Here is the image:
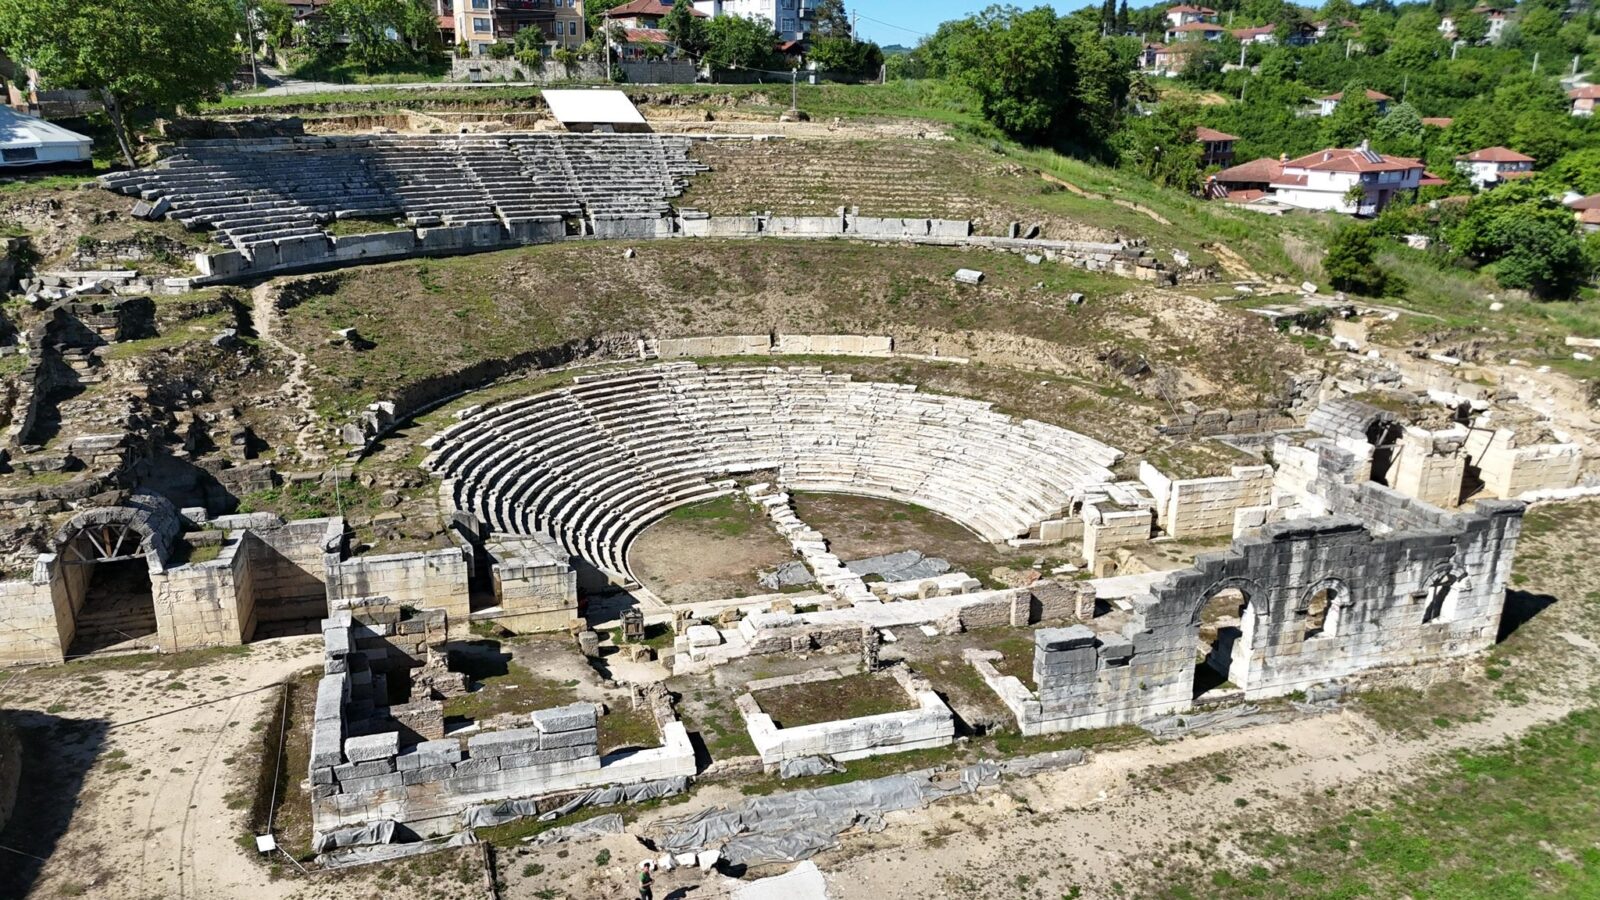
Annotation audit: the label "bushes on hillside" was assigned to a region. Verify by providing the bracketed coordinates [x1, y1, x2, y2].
[1324, 225, 1405, 297]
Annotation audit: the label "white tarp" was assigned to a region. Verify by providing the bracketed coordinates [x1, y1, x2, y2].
[526, 813, 625, 847]
[0, 106, 92, 166]
[460, 775, 690, 828]
[543, 89, 647, 127]
[731, 860, 832, 900]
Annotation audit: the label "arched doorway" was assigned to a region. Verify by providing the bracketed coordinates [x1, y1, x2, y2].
[57, 520, 160, 656]
[1193, 584, 1260, 698]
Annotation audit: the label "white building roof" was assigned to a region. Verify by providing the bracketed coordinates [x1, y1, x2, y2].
[0, 105, 92, 156]
[541, 89, 647, 127]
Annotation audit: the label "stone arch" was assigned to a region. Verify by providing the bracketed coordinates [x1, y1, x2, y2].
[1187, 577, 1266, 627]
[1298, 576, 1353, 639]
[50, 494, 179, 577]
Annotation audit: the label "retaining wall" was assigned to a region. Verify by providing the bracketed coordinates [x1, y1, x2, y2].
[739, 668, 955, 766]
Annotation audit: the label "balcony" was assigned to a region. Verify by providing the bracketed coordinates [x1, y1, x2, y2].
[495, 0, 557, 18]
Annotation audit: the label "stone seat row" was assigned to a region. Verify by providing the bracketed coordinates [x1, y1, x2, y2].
[426, 365, 1122, 578]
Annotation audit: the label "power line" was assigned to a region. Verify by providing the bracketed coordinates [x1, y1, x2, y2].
[854, 12, 928, 39]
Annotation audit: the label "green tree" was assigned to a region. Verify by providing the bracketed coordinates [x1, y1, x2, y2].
[703, 13, 778, 71]
[1372, 100, 1424, 157]
[943, 5, 1075, 143]
[663, 0, 708, 59]
[809, 36, 883, 79]
[1324, 224, 1401, 296]
[256, 0, 296, 50]
[320, 0, 435, 73]
[0, 0, 239, 165]
[1451, 184, 1587, 298]
[1541, 148, 1600, 195]
[1321, 82, 1380, 148]
[1121, 99, 1204, 193]
[1453, 11, 1489, 43]
[809, 0, 851, 39]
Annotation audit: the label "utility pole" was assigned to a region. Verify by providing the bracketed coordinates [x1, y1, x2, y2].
[790, 66, 798, 113]
[1531, 50, 1539, 74]
[606, 25, 612, 82]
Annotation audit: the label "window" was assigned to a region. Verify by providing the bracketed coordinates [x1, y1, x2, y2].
[471, 0, 487, 7]
[1, 147, 38, 162]
[1304, 588, 1333, 638]
[474, 16, 490, 30]
[568, 20, 576, 34]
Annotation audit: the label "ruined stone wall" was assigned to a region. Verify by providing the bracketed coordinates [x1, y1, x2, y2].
[149, 538, 254, 650]
[488, 539, 578, 633]
[739, 667, 955, 766]
[0, 575, 63, 666]
[325, 548, 472, 623]
[1391, 436, 1465, 509]
[1006, 498, 1522, 733]
[312, 608, 695, 834]
[1472, 432, 1583, 500]
[1140, 462, 1273, 538]
[248, 518, 341, 624]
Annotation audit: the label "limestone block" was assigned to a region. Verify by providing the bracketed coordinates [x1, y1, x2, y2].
[1035, 625, 1096, 651]
[532, 702, 597, 734]
[685, 625, 721, 649]
[343, 731, 399, 763]
[333, 758, 395, 781]
[467, 728, 540, 757]
[538, 727, 597, 750]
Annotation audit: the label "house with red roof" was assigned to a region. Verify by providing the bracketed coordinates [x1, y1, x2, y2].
[1165, 5, 1217, 29]
[1212, 143, 1422, 215]
[1315, 89, 1391, 117]
[1196, 127, 1237, 168]
[1231, 24, 1276, 44]
[603, 0, 705, 59]
[1455, 146, 1535, 189]
[1570, 85, 1600, 117]
[1141, 42, 1200, 77]
[1567, 194, 1600, 232]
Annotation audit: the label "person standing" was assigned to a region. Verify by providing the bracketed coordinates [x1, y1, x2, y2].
[638, 860, 654, 900]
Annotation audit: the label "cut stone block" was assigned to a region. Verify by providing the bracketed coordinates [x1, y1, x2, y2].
[343, 731, 399, 763]
[531, 702, 597, 734]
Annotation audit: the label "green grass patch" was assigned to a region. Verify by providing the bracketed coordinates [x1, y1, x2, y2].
[441, 652, 580, 724]
[1150, 705, 1600, 898]
[751, 671, 916, 729]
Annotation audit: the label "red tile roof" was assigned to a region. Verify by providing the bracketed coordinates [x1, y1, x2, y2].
[1458, 146, 1535, 163]
[1421, 117, 1453, 128]
[1569, 194, 1600, 211]
[1580, 208, 1600, 226]
[1196, 126, 1237, 142]
[1319, 89, 1392, 102]
[1213, 157, 1284, 183]
[1569, 86, 1600, 100]
[1232, 25, 1276, 38]
[1419, 172, 1447, 187]
[1283, 147, 1421, 173]
[604, 0, 704, 18]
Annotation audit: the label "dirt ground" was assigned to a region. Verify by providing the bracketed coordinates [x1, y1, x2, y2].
[628, 496, 795, 604]
[790, 492, 1053, 587]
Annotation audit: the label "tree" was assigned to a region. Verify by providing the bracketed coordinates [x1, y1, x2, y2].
[1453, 11, 1489, 43]
[256, 0, 296, 51]
[1321, 82, 1380, 148]
[942, 6, 1075, 143]
[323, 0, 436, 72]
[1116, 0, 1130, 32]
[809, 0, 851, 39]
[1372, 100, 1423, 157]
[1451, 184, 1587, 298]
[1324, 224, 1401, 296]
[703, 13, 778, 71]
[1541, 148, 1600, 195]
[0, 0, 239, 166]
[809, 36, 883, 79]
[1122, 99, 1204, 192]
[663, 0, 709, 59]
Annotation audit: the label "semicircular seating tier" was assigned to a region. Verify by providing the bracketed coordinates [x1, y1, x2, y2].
[98, 133, 708, 253]
[421, 363, 1123, 581]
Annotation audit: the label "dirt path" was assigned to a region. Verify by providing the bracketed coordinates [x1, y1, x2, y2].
[9, 637, 322, 900]
[252, 281, 328, 466]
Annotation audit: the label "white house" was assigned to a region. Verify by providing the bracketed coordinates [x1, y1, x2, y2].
[1164, 5, 1216, 29]
[694, 0, 809, 42]
[1570, 85, 1600, 117]
[1455, 146, 1535, 189]
[0, 106, 92, 169]
[1232, 24, 1276, 44]
[1165, 21, 1224, 42]
[1268, 144, 1424, 215]
[1314, 89, 1391, 117]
